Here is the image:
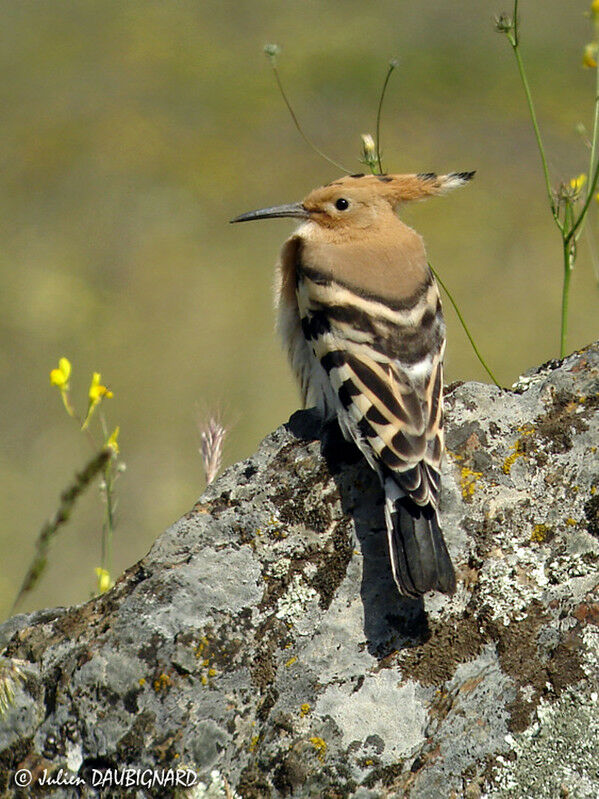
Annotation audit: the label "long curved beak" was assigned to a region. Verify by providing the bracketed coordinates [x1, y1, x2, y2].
[230, 202, 310, 223]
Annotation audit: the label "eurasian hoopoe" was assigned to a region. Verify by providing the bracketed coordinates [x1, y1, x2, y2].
[232, 171, 474, 597]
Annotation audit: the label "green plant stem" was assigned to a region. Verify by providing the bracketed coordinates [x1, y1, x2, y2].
[560, 243, 573, 359]
[584, 26, 599, 235]
[102, 465, 115, 579]
[504, 0, 599, 358]
[375, 61, 397, 175]
[587, 57, 599, 204]
[428, 262, 501, 387]
[568, 154, 599, 244]
[508, 13, 560, 226]
[11, 448, 112, 613]
[98, 412, 116, 587]
[267, 60, 351, 175]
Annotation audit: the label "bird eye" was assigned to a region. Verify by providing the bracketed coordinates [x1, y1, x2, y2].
[335, 198, 349, 211]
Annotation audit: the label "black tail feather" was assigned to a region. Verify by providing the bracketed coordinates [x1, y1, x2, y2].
[385, 489, 456, 598]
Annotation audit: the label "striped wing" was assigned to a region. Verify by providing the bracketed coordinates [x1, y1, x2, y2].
[297, 272, 445, 508]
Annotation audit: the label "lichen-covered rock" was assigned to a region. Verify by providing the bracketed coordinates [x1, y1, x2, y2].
[1, 343, 598, 799]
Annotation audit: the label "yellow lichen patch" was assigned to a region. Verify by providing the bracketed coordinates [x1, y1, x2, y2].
[300, 703, 311, 717]
[592, 485, 597, 495]
[195, 635, 210, 659]
[249, 735, 260, 752]
[502, 451, 520, 475]
[566, 517, 578, 527]
[153, 673, 171, 692]
[517, 424, 535, 435]
[138, 677, 146, 687]
[460, 467, 483, 500]
[531, 523, 550, 543]
[285, 656, 297, 668]
[502, 427, 534, 475]
[201, 674, 208, 686]
[310, 736, 327, 762]
[208, 668, 217, 677]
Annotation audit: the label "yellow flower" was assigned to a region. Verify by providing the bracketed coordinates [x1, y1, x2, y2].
[570, 173, 587, 193]
[88, 372, 113, 403]
[106, 426, 120, 454]
[82, 372, 113, 429]
[94, 567, 113, 593]
[583, 43, 598, 69]
[49, 357, 71, 389]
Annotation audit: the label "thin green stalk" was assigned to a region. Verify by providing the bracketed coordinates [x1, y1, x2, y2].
[98, 412, 116, 586]
[375, 60, 398, 175]
[568, 153, 599, 244]
[501, 0, 599, 357]
[584, 224, 599, 285]
[428, 262, 501, 387]
[586, 55, 599, 203]
[560, 243, 573, 358]
[102, 465, 115, 583]
[265, 50, 351, 174]
[585, 16, 599, 225]
[507, 6, 560, 226]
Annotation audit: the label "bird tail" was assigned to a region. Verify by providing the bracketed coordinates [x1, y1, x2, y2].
[384, 478, 456, 598]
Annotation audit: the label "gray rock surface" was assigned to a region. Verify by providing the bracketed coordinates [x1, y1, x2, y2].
[1, 342, 598, 799]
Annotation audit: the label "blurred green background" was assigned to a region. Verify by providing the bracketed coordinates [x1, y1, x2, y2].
[1, 0, 597, 617]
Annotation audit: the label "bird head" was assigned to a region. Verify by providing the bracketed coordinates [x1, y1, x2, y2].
[230, 171, 474, 231]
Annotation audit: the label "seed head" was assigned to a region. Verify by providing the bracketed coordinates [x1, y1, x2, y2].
[200, 417, 227, 485]
[494, 13, 514, 35]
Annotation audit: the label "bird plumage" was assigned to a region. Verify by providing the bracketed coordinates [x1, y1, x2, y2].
[232, 171, 474, 597]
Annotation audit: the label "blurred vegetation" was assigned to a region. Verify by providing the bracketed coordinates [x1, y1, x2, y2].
[1, 0, 597, 616]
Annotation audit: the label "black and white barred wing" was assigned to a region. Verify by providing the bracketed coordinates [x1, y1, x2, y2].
[298, 286, 454, 596]
[296, 272, 443, 505]
[322, 338, 453, 596]
[316, 335, 443, 507]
